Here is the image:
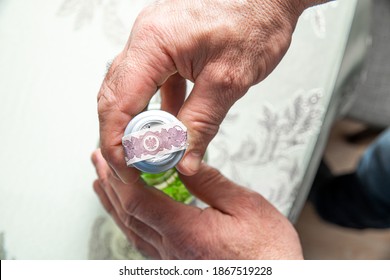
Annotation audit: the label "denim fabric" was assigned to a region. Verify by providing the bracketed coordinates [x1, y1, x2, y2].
[310, 128, 390, 229]
[357, 128, 390, 210]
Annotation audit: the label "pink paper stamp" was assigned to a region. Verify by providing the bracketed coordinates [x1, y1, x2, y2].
[122, 122, 187, 165]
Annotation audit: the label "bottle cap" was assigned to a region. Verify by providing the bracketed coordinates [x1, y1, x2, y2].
[122, 110, 187, 173]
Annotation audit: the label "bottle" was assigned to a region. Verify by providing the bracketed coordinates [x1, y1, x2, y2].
[122, 109, 194, 204]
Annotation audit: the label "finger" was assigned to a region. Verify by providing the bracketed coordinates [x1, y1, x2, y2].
[93, 148, 193, 250]
[93, 180, 161, 259]
[98, 40, 177, 184]
[111, 172, 198, 234]
[176, 72, 248, 176]
[179, 162, 258, 215]
[93, 179, 115, 217]
[92, 149, 164, 248]
[91, 149, 111, 182]
[104, 176, 164, 251]
[159, 73, 187, 116]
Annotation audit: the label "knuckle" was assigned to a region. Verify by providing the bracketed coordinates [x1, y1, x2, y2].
[213, 64, 252, 95]
[182, 108, 222, 142]
[98, 175, 110, 189]
[132, 11, 167, 48]
[123, 214, 135, 229]
[242, 191, 264, 210]
[190, 166, 226, 193]
[121, 187, 143, 217]
[189, 118, 220, 140]
[102, 63, 133, 110]
[97, 83, 117, 115]
[230, 189, 265, 216]
[136, 21, 162, 41]
[122, 211, 145, 232]
[119, 211, 129, 225]
[201, 167, 224, 186]
[213, 69, 240, 93]
[123, 198, 138, 217]
[205, 65, 252, 113]
[99, 146, 116, 166]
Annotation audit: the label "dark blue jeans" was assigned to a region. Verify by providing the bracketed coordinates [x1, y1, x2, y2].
[311, 128, 390, 229]
[356, 128, 390, 222]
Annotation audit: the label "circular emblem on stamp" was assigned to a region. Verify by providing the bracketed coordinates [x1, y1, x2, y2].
[142, 134, 160, 152]
[122, 110, 187, 172]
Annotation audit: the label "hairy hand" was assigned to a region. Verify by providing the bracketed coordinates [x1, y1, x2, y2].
[97, 0, 312, 182]
[91, 149, 303, 259]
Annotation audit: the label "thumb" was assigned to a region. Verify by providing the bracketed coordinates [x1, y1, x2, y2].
[176, 72, 247, 175]
[98, 48, 176, 183]
[179, 162, 255, 215]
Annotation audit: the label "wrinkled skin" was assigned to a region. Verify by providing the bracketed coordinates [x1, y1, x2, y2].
[92, 149, 303, 259]
[95, 0, 330, 259]
[97, 0, 328, 182]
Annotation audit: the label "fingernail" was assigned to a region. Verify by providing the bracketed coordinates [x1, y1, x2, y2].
[181, 151, 202, 174]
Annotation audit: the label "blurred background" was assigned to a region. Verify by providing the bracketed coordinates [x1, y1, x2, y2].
[297, 0, 390, 259]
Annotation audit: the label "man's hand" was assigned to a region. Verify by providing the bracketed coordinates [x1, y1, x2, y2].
[97, 0, 319, 182]
[91, 149, 303, 259]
